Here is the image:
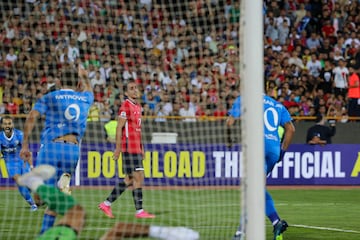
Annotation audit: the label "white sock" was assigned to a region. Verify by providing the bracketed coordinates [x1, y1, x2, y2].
[149, 226, 199, 240]
[272, 219, 280, 226]
[149, 226, 169, 239]
[136, 209, 143, 214]
[104, 200, 111, 206]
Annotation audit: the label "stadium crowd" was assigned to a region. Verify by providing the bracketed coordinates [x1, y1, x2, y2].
[1, 0, 360, 122]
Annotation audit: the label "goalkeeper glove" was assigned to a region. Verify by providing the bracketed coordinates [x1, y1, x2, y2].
[149, 226, 199, 240]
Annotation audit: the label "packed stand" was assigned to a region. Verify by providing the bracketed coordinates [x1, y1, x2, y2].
[0, 0, 359, 122]
[264, 0, 360, 122]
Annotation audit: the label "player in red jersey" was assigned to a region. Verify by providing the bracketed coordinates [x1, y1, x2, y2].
[98, 80, 155, 219]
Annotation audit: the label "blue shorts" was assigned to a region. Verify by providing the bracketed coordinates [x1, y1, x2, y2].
[265, 144, 280, 175]
[36, 142, 80, 186]
[5, 159, 31, 178]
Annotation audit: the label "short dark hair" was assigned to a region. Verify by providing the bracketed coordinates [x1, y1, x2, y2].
[123, 80, 136, 93]
[1, 116, 13, 124]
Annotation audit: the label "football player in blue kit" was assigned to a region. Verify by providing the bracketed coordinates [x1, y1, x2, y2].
[228, 93, 295, 240]
[20, 65, 94, 234]
[0, 116, 37, 211]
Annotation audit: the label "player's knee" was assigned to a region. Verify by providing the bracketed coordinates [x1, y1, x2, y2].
[133, 170, 144, 179]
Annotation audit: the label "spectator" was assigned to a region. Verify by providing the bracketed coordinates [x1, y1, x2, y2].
[122, 64, 137, 81]
[306, 53, 322, 79]
[99, 61, 112, 83]
[142, 103, 154, 116]
[278, 20, 290, 46]
[91, 71, 106, 88]
[306, 114, 336, 145]
[276, 9, 291, 27]
[175, 40, 189, 64]
[19, 96, 32, 115]
[347, 64, 360, 117]
[278, 82, 291, 100]
[4, 92, 19, 115]
[288, 51, 304, 69]
[265, 18, 279, 43]
[344, 32, 360, 49]
[332, 58, 349, 98]
[179, 102, 196, 122]
[5, 47, 18, 66]
[306, 32, 321, 50]
[318, 59, 334, 95]
[294, 3, 307, 26]
[0, 102, 5, 115]
[87, 103, 100, 122]
[159, 92, 173, 116]
[154, 103, 168, 122]
[142, 91, 160, 112]
[318, 38, 333, 58]
[67, 38, 80, 64]
[213, 102, 227, 119]
[99, 98, 113, 123]
[104, 116, 117, 143]
[321, 20, 336, 40]
[2, 0, 360, 123]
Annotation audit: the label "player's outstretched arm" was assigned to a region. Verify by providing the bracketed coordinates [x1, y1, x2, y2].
[99, 222, 150, 240]
[20, 109, 40, 161]
[100, 222, 199, 240]
[27, 153, 34, 169]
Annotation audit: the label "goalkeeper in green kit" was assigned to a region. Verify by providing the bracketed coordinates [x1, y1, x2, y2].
[18, 165, 199, 240]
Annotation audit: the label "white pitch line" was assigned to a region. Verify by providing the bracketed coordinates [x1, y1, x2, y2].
[292, 224, 360, 234]
[82, 225, 360, 235]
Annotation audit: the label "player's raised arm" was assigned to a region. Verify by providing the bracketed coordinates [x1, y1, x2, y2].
[78, 64, 92, 92]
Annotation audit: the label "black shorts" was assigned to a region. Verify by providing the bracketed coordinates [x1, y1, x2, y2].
[122, 153, 144, 175]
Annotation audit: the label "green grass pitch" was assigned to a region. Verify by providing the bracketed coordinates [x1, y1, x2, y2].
[1, 187, 360, 239]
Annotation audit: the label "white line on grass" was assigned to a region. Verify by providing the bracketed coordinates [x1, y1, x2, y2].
[85, 226, 235, 231]
[277, 203, 353, 207]
[292, 224, 360, 234]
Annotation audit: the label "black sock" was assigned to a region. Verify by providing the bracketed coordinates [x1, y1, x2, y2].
[132, 188, 143, 210]
[106, 182, 128, 203]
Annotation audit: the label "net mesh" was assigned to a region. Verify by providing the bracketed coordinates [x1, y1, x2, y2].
[0, 0, 242, 239]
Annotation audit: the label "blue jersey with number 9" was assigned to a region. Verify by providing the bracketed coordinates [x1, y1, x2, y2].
[33, 89, 94, 144]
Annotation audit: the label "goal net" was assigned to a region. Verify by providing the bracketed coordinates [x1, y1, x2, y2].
[0, 1, 245, 239]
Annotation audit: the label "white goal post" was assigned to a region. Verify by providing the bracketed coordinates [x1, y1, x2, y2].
[241, 0, 265, 239]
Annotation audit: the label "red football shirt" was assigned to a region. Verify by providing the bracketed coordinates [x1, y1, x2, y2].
[118, 99, 142, 153]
